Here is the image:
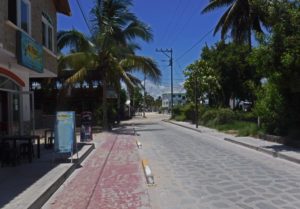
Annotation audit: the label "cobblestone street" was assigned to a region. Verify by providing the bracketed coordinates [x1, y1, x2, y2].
[135, 114, 300, 209]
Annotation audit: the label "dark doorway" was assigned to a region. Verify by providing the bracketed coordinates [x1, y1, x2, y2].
[0, 91, 8, 135]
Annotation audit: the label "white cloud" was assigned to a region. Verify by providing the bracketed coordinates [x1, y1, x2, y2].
[145, 81, 186, 99]
[120, 81, 186, 99]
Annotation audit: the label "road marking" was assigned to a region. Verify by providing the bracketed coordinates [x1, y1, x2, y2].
[136, 139, 142, 149]
[142, 159, 154, 184]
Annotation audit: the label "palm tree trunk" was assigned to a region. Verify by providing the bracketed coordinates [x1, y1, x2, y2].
[102, 72, 108, 131]
[248, 8, 252, 51]
[117, 82, 121, 124]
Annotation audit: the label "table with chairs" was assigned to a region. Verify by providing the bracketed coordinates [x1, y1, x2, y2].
[0, 135, 40, 167]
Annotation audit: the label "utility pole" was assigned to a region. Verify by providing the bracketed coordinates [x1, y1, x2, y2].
[195, 77, 198, 128]
[156, 48, 173, 118]
[143, 73, 146, 118]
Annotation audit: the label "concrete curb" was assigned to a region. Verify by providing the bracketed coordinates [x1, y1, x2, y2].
[142, 159, 154, 185]
[28, 143, 95, 209]
[163, 120, 202, 133]
[224, 138, 300, 165]
[136, 139, 142, 149]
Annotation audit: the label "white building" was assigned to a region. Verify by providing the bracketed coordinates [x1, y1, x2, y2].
[162, 93, 187, 110]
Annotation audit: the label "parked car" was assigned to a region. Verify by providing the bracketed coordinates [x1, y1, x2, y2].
[239, 101, 252, 111]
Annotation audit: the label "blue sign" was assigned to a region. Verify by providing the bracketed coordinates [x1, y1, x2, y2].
[17, 31, 44, 73]
[54, 111, 75, 153]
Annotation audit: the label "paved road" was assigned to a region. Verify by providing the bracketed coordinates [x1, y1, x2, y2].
[134, 113, 300, 209]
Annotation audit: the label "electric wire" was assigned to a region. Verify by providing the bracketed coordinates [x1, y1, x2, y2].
[76, 0, 92, 34]
[161, 0, 182, 43]
[176, 27, 214, 61]
[165, 0, 193, 46]
[168, 1, 204, 46]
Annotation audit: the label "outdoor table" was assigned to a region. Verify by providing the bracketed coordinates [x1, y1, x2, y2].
[0, 135, 40, 163]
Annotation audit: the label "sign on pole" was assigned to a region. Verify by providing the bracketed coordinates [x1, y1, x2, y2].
[54, 111, 77, 162]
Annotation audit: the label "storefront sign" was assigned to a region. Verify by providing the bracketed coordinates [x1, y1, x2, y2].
[17, 31, 44, 73]
[54, 111, 75, 153]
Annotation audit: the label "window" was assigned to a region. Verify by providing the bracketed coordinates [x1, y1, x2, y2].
[42, 15, 54, 51]
[8, 0, 17, 25]
[8, 0, 31, 34]
[20, 0, 30, 32]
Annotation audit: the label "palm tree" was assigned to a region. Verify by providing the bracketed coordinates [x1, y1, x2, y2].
[57, 0, 161, 130]
[202, 0, 267, 50]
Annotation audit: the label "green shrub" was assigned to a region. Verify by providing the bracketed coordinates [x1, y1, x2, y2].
[216, 121, 261, 137]
[234, 111, 256, 122]
[95, 103, 117, 126]
[172, 106, 182, 119]
[237, 122, 259, 136]
[183, 104, 195, 121]
[174, 114, 186, 121]
[215, 108, 235, 124]
[253, 82, 285, 134]
[201, 109, 218, 124]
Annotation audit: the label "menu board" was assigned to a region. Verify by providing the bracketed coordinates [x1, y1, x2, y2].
[54, 111, 75, 153]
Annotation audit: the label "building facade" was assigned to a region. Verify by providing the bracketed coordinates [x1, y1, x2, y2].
[0, 0, 70, 135]
[162, 93, 187, 110]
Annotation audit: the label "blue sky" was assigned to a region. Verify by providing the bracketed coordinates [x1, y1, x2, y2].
[57, 0, 226, 98]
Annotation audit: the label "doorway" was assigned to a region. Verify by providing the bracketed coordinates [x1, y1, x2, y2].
[0, 91, 8, 135]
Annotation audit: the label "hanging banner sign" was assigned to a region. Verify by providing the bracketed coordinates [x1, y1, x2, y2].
[54, 111, 75, 153]
[16, 31, 44, 73]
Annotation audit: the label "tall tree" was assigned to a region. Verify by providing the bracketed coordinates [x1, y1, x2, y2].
[57, 0, 161, 130]
[201, 0, 267, 50]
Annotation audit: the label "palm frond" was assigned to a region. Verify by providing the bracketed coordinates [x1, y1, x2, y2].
[64, 67, 88, 85]
[57, 29, 92, 52]
[58, 52, 97, 71]
[120, 55, 161, 83]
[221, 0, 246, 39]
[202, 0, 235, 14]
[213, 7, 231, 36]
[123, 21, 153, 42]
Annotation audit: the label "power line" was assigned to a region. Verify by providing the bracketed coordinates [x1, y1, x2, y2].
[176, 27, 214, 61]
[161, 0, 182, 43]
[165, 0, 193, 46]
[76, 0, 92, 34]
[169, 1, 203, 46]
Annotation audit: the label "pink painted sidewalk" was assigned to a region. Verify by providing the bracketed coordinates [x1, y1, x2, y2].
[45, 134, 151, 209]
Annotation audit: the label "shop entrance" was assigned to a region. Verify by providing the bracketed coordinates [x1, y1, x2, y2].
[0, 74, 35, 136]
[0, 91, 8, 135]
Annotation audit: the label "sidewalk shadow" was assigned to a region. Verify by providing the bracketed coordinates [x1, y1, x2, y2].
[263, 145, 300, 153]
[0, 142, 89, 208]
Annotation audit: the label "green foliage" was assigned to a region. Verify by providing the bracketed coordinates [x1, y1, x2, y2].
[172, 104, 261, 136]
[216, 121, 260, 137]
[234, 111, 257, 122]
[249, 0, 300, 135]
[134, 87, 143, 109]
[96, 102, 117, 126]
[201, 0, 267, 48]
[201, 41, 260, 107]
[201, 109, 219, 125]
[183, 60, 220, 104]
[253, 82, 284, 134]
[183, 104, 196, 122]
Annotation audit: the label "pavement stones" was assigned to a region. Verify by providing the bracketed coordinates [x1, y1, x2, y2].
[43, 133, 150, 209]
[134, 114, 300, 209]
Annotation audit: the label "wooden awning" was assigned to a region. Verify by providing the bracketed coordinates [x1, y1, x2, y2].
[53, 0, 72, 16]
